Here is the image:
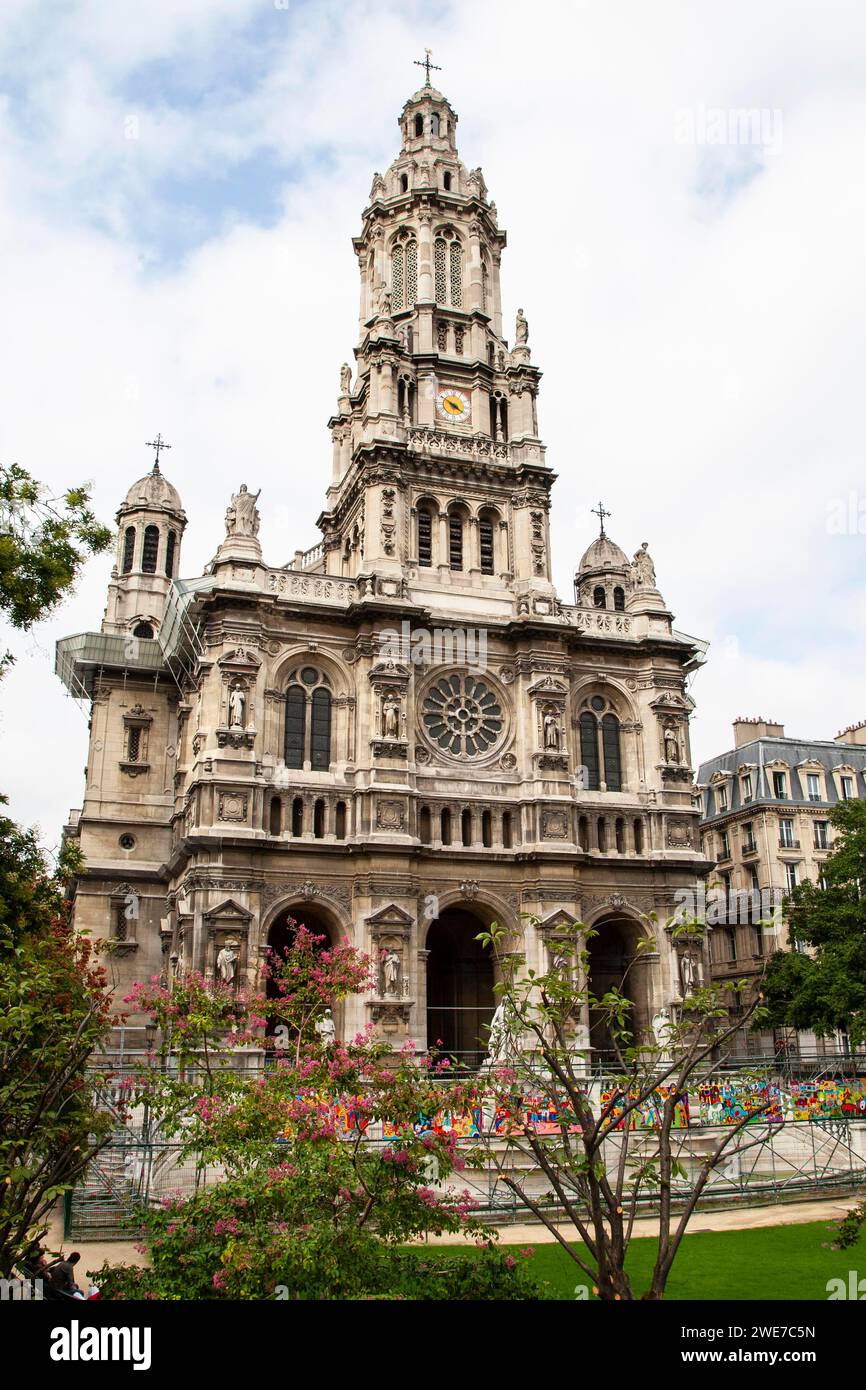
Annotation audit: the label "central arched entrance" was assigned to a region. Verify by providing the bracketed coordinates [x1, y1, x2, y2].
[426, 908, 496, 1069]
[586, 916, 640, 1062]
[265, 904, 335, 1036]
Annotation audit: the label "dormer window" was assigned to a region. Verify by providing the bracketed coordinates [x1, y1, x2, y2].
[716, 785, 728, 813]
[742, 773, 753, 802]
[772, 770, 787, 799]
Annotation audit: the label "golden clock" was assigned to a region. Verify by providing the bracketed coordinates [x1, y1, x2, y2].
[436, 387, 470, 422]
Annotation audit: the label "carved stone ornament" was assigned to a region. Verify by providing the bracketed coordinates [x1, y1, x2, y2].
[218, 792, 248, 823]
[541, 809, 570, 840]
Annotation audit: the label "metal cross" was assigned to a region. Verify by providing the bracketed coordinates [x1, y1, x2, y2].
[414, 49, 441, 87]
[145, 433, 172, 467]
[591, 501, 611, 538]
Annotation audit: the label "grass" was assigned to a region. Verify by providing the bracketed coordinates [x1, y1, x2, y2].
[426, 1219, 866, 1300]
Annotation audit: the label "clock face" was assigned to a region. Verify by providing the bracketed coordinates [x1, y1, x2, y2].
[436, 388, 470, 423]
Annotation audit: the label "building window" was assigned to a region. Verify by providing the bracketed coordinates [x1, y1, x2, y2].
[719, 829, 730, 859]
[814, 820, 829, 850]
[448, 513, 463, 570]
[391, 233, 418, 313]
[726, 926, 738, 962]
[126, 726, 142, 763]
[772, 770, 787, 799]
[419, 806, 432, 844]
[592, 586, 606, 609]
[461, 809, 472, 846]
[132, 622, 154, 639]
[313, 799, 325, 838]
[434, 229, 462, 307]
[283, 669, 333, 771]
[417, 508, 433, 566]
[633, 818, 643, 855]
[578, 699, 622, 792]
[806, 772, 821, 801]
[784, 861, 799, 893]
[335, 801, 347, 840]
[443, 170, 451, 191]
[716, 785, 728, 814]
[502, 811, 513, 848]
[400, 172, 408, 193]
[779, 817, 796, 849]
[141, 525, 160, 574]
[841, 775, 854, 800]
[479, 518, 495, 574]
[269, 797, 282, 836]
[431, 113, 440, 138]
[613, 586, 625, 611]
[291, 798, 303, 837]
[414, 113, 423, 137]
[481, 260, 488, 311]
[440, 808, 452, 845]
[449, 239, 463, 307]
[742, 821, 756, 852]
[165, 530, 177, 577]
[742, 773, 752, 802]
[122, 526, 135, 574]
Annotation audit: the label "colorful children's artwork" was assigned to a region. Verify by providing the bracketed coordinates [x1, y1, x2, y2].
[695, 1081, 783, 1126]
[599, 1084, 689, 1131]
[788, 1081, 866, 1121]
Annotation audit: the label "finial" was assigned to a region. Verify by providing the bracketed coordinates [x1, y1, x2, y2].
[591, 501, 611, 539]
[414, 48, 441, 88]
[145, 433, 171, 470]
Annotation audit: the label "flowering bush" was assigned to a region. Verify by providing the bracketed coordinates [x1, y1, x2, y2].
[98, 924, 542, 1299]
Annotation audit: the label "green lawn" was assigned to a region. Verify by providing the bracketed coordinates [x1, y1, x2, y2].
[428, 1218, 865, 1300]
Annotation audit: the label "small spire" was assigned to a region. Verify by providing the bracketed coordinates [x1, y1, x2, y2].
[413, 48, 441, 88]
[145, 433, 171, 471]
[591, 501, 611, 539]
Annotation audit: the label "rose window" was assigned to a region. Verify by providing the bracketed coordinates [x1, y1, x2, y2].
[421, 674, 504, 758]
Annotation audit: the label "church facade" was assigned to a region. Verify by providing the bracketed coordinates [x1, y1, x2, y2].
[57, 77, 711, 1065]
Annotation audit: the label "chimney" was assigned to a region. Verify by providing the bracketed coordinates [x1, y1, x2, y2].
[733, 716, 785, 748]
[836, 720, 866, 747]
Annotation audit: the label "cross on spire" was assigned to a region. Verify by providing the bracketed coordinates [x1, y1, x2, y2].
[414, 48, 441, 88]
[145, 433, 172, 470]
[591, 500, 611, 538]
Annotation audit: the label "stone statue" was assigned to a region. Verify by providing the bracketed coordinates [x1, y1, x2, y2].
[216, 939, 239, 985]
[543, 712, 560, 751]
[485, 998, 517, 1065]
[379, 288, 392, 319]
[632, 541, 656, 588]
[315, 1009, 337, 1049]
[228, 683, 246, 729]
[663, 725, 680, 764]
[515, 307, 529, 345]
[369, 171, 385, 199]
[652, 1007, 674, 1058]
[382, 693, 400, 739]
[680, 952, 697, 996]
[340, 362, 351, 395]
[225, 484, 261, 538]
[382, 949, 401, 998]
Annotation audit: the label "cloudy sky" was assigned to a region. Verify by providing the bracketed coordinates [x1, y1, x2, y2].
[1, 0, 864, 849]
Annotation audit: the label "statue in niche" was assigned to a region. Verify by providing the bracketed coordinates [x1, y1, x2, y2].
[543, 712, 560, 750]
[228, 683, 246, 729]
[225, 484, 261, 538]
[382, 693, 401, 740]
[216, 938, 240, 985]
[679, 952, 697, 997]
[315, 1009, 336, 1049]
[632, 541, 656, 588]
[652, 1007, 674, 1060]
[663, 724, 680, 764]
[515, 307, 529, 345]
[382, 949, 401, 998]
[340, 362, 351, 395]
[485, 998, 518, 1065]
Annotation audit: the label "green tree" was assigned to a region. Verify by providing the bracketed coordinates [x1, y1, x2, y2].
[0, 804, 114, 1275]
[0, 461, 112, 676]
[763, 798, 866, 1045]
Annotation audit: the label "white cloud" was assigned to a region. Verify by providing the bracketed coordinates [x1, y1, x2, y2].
[1, 0, 865, 835]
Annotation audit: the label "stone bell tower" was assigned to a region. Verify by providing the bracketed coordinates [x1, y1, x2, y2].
[320, 70, 552, 606]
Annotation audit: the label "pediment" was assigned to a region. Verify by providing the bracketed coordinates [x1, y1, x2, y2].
[367, 903, 414, 928]
[218, 647, 262, 669]
[203, 897, 253, 924]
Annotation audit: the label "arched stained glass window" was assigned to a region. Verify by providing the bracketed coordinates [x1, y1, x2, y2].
[141, 525, 159, 574]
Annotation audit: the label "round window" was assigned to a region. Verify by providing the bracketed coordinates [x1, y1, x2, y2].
[590, 696, 606, 712]
[300, 667, 319, 685]
[119, 834, 136, 851]
[421, 673, 504, 758]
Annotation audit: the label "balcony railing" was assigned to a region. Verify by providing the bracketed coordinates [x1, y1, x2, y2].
[779, 838, 800, 850]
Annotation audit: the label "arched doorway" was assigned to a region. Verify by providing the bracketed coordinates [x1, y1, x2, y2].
[586, 916, 640, 1062]
[265, 904, 335, 1036]
[426, 908, 496, 1070]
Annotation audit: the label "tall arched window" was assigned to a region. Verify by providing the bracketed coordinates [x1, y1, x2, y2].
[335, 801, 347, 840]
[122, 526, 135, 574]
[613, 586, 625, 611]
[419, 806, 432, 844]
[479, 516, 495, 575]
[431, 113, 440, 137]
[502, 811, 513, 848]
[284, 666, 333, 771]
[165, 530, 177, 577]
[141, 525, 159, 574]
[417, 507, 433, 566]
[291, 797, 303, 837]
[579, 712, 600, 790]
[578, 697, 624, 792]
[593, 586, 606, 609]
[448, 512, 464, 571]
[461, 808, 472, 846]
[269, 797, 282, 836]
[434, 229, 462, 307]
[440, 808, 452, 845]
[414, 113, 423, 137]
[601, 713, 622, 791]
[391, 233, 417, 312]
